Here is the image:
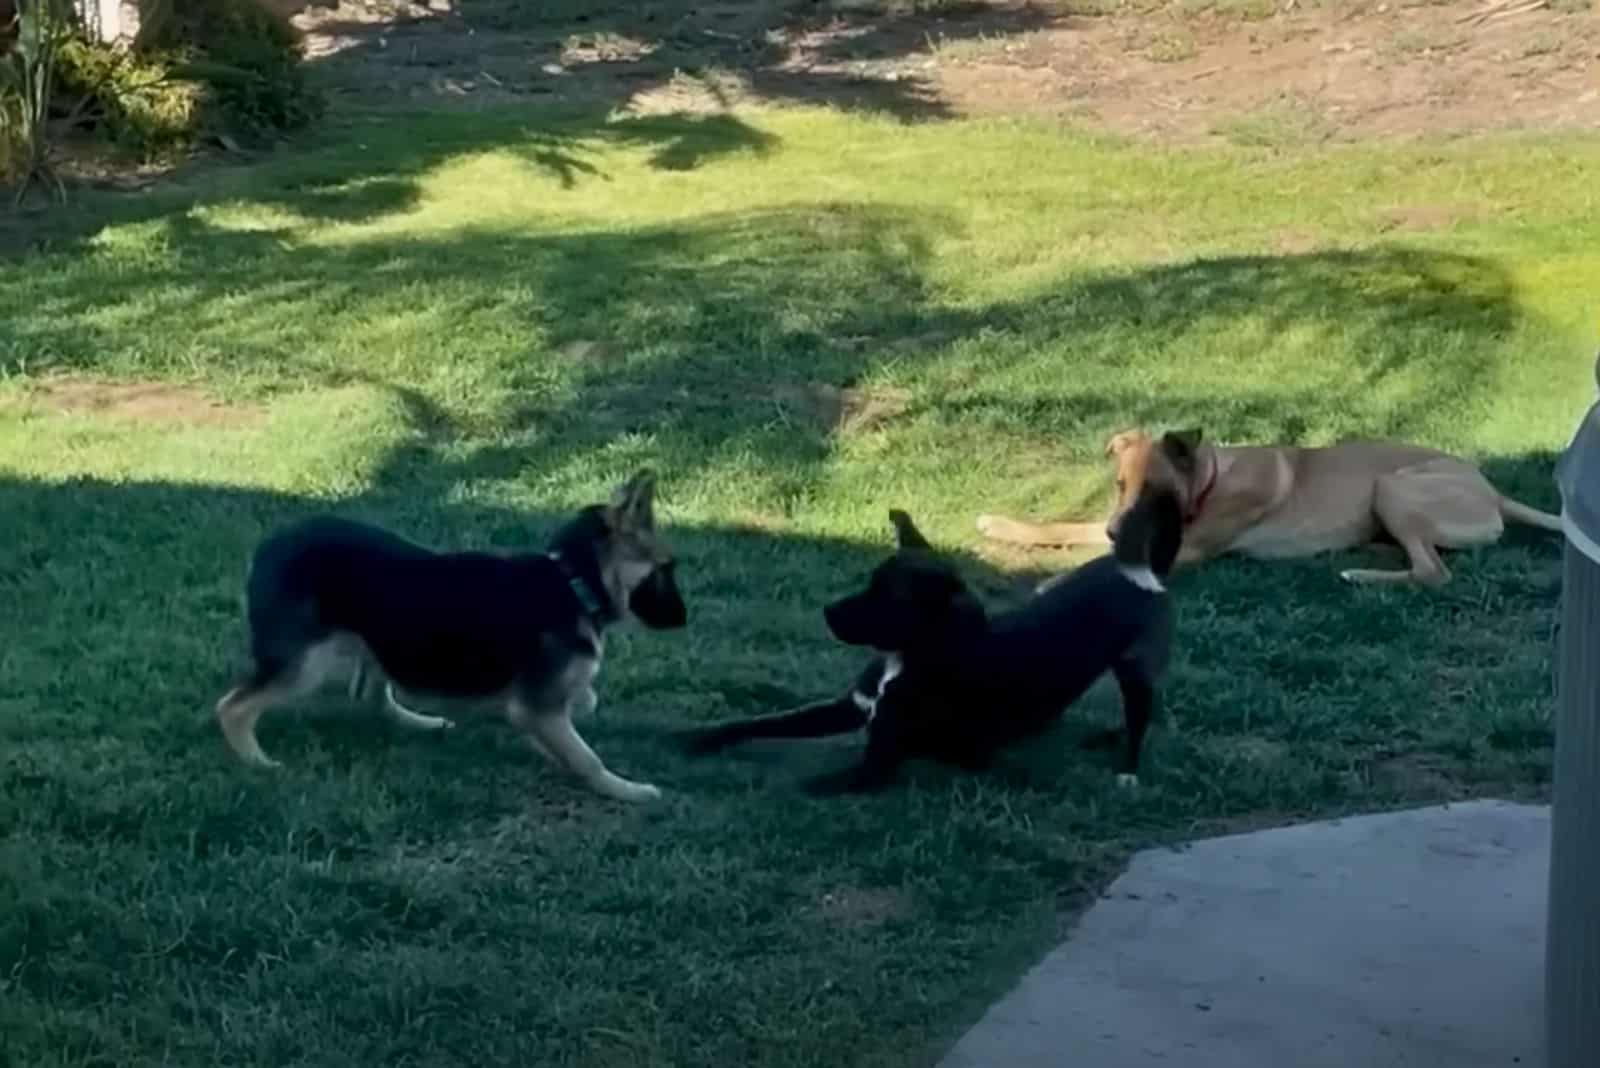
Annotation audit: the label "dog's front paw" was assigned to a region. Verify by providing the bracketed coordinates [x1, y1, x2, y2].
[976, 514, 999, 537]
[1115, 773, 1140, 790]
[614, 780, 663, 803]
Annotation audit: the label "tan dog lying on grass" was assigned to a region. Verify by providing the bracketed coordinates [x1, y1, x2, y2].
[977, 427, 1561, 586]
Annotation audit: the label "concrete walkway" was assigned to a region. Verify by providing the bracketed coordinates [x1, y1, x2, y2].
[940, 800, 1547, 1068]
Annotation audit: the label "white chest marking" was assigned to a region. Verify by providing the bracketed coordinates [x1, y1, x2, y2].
[1119, 565, 1165, 593]
[850, 654, 903, 722]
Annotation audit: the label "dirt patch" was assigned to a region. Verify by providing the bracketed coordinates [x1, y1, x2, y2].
[1272, 228, 1323, 254]
[576, 374, 910, 435]
[292, 0, 1600, 144]
[7, 378, 263, 427]
[558, 339, 621, 365]
[812, 885, 912, 929]
[1374, 203, 1478, 233]
[1370, 752, 1465, 799]
[771, 381, 913, 434]
[935, 2, 1600, 142]
[1232, 737, 1290, 767]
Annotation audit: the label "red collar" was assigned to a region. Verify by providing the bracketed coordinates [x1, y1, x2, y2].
[1186, 455, 1217, 525]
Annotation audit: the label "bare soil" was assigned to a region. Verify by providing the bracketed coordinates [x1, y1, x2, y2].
[4, 378, 262, 427]
[811, 884, 914, 928]
[294, 0, 1600, 143]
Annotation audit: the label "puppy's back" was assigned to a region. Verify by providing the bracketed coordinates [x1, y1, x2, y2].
[983, 554, 1167, 694]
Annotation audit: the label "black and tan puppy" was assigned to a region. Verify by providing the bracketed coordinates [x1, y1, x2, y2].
[682, 492, 1182, 794]
[216, 470, 685, 803]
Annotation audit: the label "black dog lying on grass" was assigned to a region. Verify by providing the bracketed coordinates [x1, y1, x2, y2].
[681, 491, 1183, 795]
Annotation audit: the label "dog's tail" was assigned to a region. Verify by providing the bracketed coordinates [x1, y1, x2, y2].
[1500, 496, 1562, 532]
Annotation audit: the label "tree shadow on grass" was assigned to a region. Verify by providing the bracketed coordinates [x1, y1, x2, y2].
[4, 0, 1072, 249]
[1, 194, 1533, 509]
[1, 107, 782, 256]
[916, 246, 1523, 449]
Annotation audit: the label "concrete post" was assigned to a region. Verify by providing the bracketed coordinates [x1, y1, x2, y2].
[1548, 359, 1600, 1068]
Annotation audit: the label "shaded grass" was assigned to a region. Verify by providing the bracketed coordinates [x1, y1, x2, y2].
[1, 105, 1596, 1066]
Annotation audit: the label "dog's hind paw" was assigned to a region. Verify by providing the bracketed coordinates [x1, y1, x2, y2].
[1115, 773, 1140, 790]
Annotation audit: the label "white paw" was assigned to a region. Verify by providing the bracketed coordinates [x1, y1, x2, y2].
[1339, 569, 1358, 583]
[601, 777, 661, 803]
[618, 781, 662, 803]
[1115, 773, 1140, 790]
[976, 514, 997, 536]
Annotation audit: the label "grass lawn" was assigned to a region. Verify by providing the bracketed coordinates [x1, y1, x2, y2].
[2, 104, 1598, 1066]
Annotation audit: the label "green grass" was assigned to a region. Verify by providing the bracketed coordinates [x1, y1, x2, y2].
[2, 104, 1598, 1067]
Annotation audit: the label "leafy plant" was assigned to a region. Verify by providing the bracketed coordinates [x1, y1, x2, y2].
[1, 0, 70, 198]
[136, 0, 323, 142]
[53, 36, 199, 159]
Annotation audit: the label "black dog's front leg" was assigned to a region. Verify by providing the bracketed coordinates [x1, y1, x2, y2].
[803, 708, 909, 796]
[679, 697, 868, 756]
[1110, 660, 1156, 782]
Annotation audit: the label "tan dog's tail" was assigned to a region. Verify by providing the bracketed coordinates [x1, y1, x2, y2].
[1500, 496, 1562, 532]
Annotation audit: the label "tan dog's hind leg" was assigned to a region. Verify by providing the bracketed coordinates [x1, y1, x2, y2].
[1339, 531, 1451, 586]
[1339, 464, 1503, 586]
[510, 699, 660, 803]
[976, 515, 1109, 548]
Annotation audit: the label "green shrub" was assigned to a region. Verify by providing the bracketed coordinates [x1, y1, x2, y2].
[1, 0, 69, 194]
[52, 37, 199, 159]
[138, 0, 322, 141]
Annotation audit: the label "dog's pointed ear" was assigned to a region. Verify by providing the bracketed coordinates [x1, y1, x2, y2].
[1160, 427, 1204, 463]
[888, 509, 930, 550]
[608, 469, 657, 530]
[1105, 428, 1148, 459]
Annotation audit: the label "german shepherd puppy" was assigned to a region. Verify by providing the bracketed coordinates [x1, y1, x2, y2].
[681, 492, 1182, 795]
[215, 470, 685, 803]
